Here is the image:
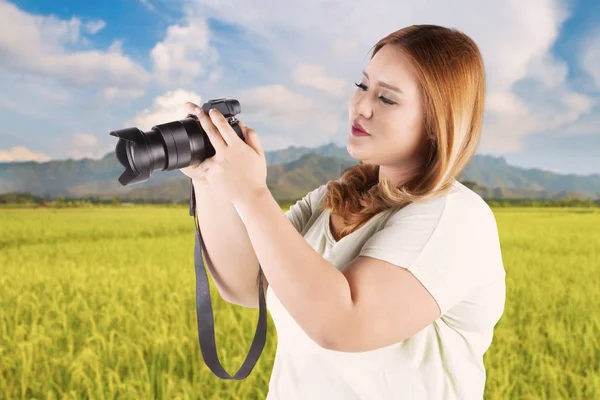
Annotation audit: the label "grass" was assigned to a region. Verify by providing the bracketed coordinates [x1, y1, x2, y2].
[0, 206, 598, 399]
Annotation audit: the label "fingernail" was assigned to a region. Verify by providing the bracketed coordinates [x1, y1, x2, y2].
[195, 107, 202, 114]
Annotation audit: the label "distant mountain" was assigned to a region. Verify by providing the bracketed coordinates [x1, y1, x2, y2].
[462, 155, 600, 197]
[1, 142, 598, 201]
[100, 153, 357, 203]
[265, 142, 352, 165]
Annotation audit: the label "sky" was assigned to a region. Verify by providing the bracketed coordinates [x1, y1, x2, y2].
[0, 0, 599, 175]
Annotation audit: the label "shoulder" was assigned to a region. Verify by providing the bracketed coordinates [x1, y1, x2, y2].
[384, 180, 503, 270]
[389, 180, 496, 231]
[406, 180, 505, 279]
[445, 180, 499, 236]
[307, 183, 329, 212]
[313, 183, 329, 200]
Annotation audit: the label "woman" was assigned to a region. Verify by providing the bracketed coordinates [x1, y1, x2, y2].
[185, 24, 506, 400]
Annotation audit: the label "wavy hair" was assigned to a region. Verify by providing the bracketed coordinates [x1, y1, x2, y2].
[319, 25, 486, 240]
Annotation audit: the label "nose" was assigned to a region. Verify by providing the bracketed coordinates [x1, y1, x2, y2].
[351, 91, 372, 119]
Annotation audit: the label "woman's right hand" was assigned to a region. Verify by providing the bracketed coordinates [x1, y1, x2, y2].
[179, 100, 253, 188]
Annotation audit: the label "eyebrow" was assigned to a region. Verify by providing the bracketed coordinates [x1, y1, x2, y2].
[362, 70, 404, 95]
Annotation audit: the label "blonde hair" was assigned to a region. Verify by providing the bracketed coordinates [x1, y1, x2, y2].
[320, 24, 486, 239]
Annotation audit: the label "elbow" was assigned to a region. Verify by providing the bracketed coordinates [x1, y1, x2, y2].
[313, 318, 350, 352]
[315, 296, 355, 351]
[315, 331, 338, 351]
[316, 328, 357, 352]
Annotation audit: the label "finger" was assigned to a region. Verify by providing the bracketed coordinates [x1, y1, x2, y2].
[236, 121, 249, 140]
[248, 128, 264, 156]
[208, 108, 240, 146]
[184, 101, 200, 114]
[237, 121, 263, 155]
[237, 120, 249, 136]
[193, 106, 227, 154]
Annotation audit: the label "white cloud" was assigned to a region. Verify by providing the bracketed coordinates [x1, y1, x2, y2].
[0, 0, 150, 90]
[63, 133, 109, 160]
[232, 84, 341, 139]
[150, 17, 220, 85]
[83, 20, 106, 35]
[486, 92, 530, 116]
[108, 39, 123, 53]
[74, 133, 99, 148]
[333, 39, 360, 56]
[127, 89, 202, 130]
[555, 112, 600, 137]
[581, 30, 600, 89]
[0, 146, 51, 162]
[525, 53, 569, 88]
[0, 70, 74, 123]
[293, 64, 347, 97]
[208, 66, 224, 83]
[140, 0, 156, 12]
[259, 135, 296, 152]
[101, 87, 146, 102]
[482, 88, 595, 152]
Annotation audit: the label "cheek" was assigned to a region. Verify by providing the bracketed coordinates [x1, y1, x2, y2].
[386, 109, 423, 153]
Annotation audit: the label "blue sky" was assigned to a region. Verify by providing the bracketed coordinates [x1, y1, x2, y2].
[0, 0, 599, 175]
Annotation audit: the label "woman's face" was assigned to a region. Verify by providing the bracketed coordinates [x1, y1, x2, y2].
[347, 44, 426, 185]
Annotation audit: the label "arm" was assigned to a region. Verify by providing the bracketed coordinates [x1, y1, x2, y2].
[233, 188, 445, 352]
[194, 179, 268, 307]
[234, 187, 354, 345]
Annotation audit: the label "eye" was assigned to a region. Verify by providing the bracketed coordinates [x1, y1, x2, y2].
[353, 82, 396, 105]
[379, 96, 395, 105]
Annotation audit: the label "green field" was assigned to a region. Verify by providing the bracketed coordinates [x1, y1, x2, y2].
[1, 206, 599, 399]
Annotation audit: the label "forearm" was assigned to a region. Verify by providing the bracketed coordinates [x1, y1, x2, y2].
[234, 188, 354, 345]
[194, 180, 261, 302]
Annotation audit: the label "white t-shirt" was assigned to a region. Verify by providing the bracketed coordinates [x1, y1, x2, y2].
[265, 179, 506, 400]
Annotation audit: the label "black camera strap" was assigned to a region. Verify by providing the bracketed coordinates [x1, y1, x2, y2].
[188, 179, 268, 380]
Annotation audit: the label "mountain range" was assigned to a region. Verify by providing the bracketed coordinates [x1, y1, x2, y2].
[1, 142, 598, 202]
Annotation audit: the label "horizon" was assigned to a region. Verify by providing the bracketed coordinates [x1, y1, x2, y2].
[1, 141, 599, 179]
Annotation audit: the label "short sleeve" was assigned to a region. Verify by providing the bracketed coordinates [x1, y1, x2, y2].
[358, 193, 505, 315]
[285, 184, 327, 235]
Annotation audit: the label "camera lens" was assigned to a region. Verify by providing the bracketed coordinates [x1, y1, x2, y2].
[125, 141, 138, 173]
[110, 117, 213, 186]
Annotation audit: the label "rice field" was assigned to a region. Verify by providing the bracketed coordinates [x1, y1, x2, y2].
[0, 205, 599, 399]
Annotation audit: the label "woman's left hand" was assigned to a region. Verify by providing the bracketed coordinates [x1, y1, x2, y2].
[195, 106, 268, 205]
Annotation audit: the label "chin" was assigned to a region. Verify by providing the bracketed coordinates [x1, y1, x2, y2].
[346, 142, 371, 164]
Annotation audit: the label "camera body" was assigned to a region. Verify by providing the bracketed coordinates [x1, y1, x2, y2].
[109, 98, 243, 186]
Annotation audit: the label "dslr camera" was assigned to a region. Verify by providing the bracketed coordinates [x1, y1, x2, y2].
[109, 98, 243, 186]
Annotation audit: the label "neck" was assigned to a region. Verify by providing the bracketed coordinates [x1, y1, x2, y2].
[377, 160, 421, 187]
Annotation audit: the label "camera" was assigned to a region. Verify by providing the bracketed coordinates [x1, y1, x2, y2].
[109, 98, 243, 186]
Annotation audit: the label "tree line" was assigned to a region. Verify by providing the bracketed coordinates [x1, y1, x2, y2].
[1, 189, 599, 209]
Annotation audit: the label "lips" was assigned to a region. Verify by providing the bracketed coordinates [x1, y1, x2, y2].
[352, 122, 369, 134]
